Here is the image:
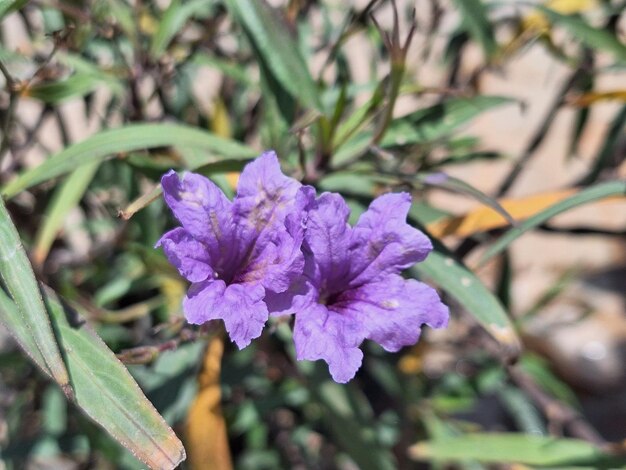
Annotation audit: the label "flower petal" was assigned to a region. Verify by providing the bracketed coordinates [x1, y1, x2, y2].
[184, 280, 268, 349]
[349, 192, 432, 286]
[234, 151, 302, 231]
[337, 274, 449, 352]
[237, 227, 304, 292]
[303, 192, 353, 291]
[161, 170, 234, 244]
[156, 227, 214, 283]
[293, 303, 365, 383]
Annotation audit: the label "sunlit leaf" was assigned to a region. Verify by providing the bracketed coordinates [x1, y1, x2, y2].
[480, 180, 626, 264]
[1, 123, 256, 198]
[427, 189, 578, 238]
[32, 162, 100, 266]
[411, 247, 521, 357]
[410, 433, 614, 466]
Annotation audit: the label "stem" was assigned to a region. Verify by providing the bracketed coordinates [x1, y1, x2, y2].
[0, 60, 17, 167]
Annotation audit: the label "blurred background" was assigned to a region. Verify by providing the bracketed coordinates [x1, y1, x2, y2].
[0, 0, 625, 468]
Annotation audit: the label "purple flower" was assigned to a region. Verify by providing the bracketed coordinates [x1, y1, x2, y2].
[273, 190, 449, 383]
[156, 152, 305, 348]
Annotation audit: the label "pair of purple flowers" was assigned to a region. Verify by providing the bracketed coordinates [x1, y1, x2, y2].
[157, 152, 448, 383]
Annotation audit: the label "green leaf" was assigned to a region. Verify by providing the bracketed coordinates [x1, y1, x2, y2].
[416, 173, 515, 228]
[190, 53, 254, 86]
[382, 96, 513, 146]
[0, 0, 27, 19]
[452, 0, 497, 58]
[225, 0, 322, 112]
[1, 123, 257, 198]
[0, 197, 71, 394]
[314, 377, 396, 470]
[540, 7, 626, 62]
[32, 161, 100, 265]
[411, 248, 521, 356]
[579, 105, 626, 184]
[26, 72, 122, 104]
[0, 285, 186, 469]
[479, 180, 626, 264]
[150, 0, 212, 58]
[410, 433, 613, 466]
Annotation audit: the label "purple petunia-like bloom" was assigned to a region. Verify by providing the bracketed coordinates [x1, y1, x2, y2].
[157, 151, 448, 383]
[156, 151, 305, 348]
[269, 189, 449, 383]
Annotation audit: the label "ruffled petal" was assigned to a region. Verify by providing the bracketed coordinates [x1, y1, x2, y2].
[237, 227, 304, 292]
[234, 151, 302, 231]
[183, 280, 268, 349]
[161, 170, 244, 279]
[156, 227, 214, 283]
[349, 192, 432, 287]
[337, 274, 449, 352]
[303, 192, 353, 291]
[293, 303, 365, 383]
[162, 170, 234, 240]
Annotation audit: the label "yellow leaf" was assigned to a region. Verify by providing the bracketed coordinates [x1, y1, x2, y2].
[186, 335, 233, 470]
[210, 97, 232, 139]
[502, 0, 597, 57]
[568, 90, 626, 107]
[427, 187, 625, 238]
[427, 189, 577, 238]
[524, 0, 597, 32]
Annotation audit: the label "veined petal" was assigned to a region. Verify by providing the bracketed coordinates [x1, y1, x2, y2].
[238, 227, 304, 292]
[234, 151, 302, 231]
[303, 192, 353, 291]
[337, 274, 449, 352]
[293, 303, 365, 383]
[184, 280, 268, 349]
[265, 278, 315, 316]
[349, 192, 432, 287]
[156, 227, 214, 283]
[161, 170, 234, 246]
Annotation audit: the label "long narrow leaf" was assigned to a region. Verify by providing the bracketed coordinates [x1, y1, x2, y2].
[480, 180, 626, 264]
[412, 248, 521, 356]
[1, 123, 256, 198]
[225, 0, 322, 112]
[32, 161, 100, 266]
[0, 286, 186, 469]
[452, 0, 498, 58]
[0, 198, 71, 395]
[540, 7, 626, 62]
[410, 433, 614, 466]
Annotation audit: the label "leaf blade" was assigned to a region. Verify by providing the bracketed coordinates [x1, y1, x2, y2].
[409, 433, 612, 466]
[479, 180, 626, 264]
[1, 123, 257, 198]
[225, 0, 322, 112]
[0, 286, 186, 469]
[411, 248, 521, 356]
[0, 198, 71, 393]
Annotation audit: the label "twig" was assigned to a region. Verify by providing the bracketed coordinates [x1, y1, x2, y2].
[116, 324, 218, 364]
[0, 60, 18, 166]
[495, 53, 593, 197]
[538, 223, 626, 237]
[507, 365, 607, 447]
